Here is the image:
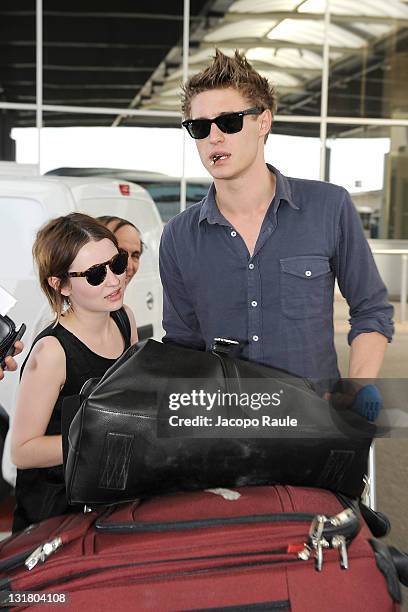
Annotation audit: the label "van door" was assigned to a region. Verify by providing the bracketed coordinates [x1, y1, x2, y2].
[0, 194, 51, 415]
[0, 192, 54, 486]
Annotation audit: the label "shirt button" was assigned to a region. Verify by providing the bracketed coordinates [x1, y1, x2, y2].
[252, 335, 259, 342]
[230, 230, 237, 237]
[305, 270, 312, 277]
[248, 263, 254, 270]
[251, 301, 258, 307]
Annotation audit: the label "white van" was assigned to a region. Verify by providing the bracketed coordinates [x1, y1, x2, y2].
[46, 167, 211, 223]
[0, 175, 164, 484]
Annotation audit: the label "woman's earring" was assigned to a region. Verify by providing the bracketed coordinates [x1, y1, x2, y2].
[62, 297, 71, 313]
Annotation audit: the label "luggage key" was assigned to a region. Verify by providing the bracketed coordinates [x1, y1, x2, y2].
[332, 535, 348, 569]
[299, 514, 330, 571]
[297, 514, 324, 563]
[313, 515, 330, 571]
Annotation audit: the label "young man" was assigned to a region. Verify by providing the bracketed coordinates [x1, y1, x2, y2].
[159, 50, 393, 388]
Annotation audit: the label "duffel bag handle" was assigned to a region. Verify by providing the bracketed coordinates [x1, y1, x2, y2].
[211, 338, 243, 358]
[389, 547, 408, 587]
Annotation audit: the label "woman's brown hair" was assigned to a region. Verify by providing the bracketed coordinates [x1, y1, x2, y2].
[33, 212, 119, 320]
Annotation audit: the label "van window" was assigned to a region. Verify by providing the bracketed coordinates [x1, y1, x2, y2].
[0, 197, 45, 279]
[77, 198, 160, 234]
[139, 181, 210, 223]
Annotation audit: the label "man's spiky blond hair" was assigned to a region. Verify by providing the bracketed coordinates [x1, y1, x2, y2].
[181, 49, 277, 124]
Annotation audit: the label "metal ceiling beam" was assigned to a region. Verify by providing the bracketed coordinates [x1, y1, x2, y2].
[143, 88, 305, 107]
[3, 81, 142, 90]
[164, 60, 321, 82]
[0, 100, 181, 118]
[0, 10, 203, 22]
[0, 41, 170, 50]
[15, 96, 134, 104]
[6, 64, 157, 72]
[198, 39, 359, 54]
[222, 11, 408, 26]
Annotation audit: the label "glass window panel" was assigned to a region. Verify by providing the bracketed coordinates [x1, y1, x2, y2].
[327, 124, 408, 240]
[327, 124, 408, 305]
[351, 22, 393, 37]
[42, 2, 177, 109]
[247, 47, 324, 69]
[186, 47, 237, 66]
[268, 19, 365, 48]
[0, 0, 35, 161]
[0, 0, 36, 105]
[301, 0, 408, 19]
[327, 9, 408, 119]
[204, 20, 276, 42]
[266, 123, 321, 179]
[229, 0, 300, 12]
[41, 1, 206, 116]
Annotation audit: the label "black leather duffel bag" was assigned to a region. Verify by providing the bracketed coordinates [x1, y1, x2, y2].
[65, 339, 374, 506]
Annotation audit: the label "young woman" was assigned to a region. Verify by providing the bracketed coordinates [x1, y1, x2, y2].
[10, 212, 138, 532]
[97, 216, 144, 286]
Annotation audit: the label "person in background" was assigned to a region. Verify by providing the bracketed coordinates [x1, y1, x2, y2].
[0, 341, 24, 381]
[10, 213, 138, 532]
[98, 216, 144, 285]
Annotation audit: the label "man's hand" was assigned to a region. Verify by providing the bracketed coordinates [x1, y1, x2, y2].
[326, 380, 382, 422]
[0, 340, 24, 380]
[351, 384, 383, 422]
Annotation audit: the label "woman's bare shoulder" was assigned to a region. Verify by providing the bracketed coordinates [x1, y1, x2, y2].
[24, 335, 66, 373]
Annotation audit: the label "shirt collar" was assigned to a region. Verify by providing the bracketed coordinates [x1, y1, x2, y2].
[198, 164, 299, 225]
[267, 164, 300, 214]
[198, 183, 228, 226]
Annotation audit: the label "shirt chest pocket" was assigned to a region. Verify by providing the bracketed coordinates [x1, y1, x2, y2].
[280, 256, 333, 319]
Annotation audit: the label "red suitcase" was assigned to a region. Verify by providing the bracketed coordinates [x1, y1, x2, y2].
[0, 486, 402, 611]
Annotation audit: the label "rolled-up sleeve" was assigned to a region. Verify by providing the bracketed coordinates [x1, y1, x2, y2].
[159, 222, 206, 350]
[334, 190, 394, 346]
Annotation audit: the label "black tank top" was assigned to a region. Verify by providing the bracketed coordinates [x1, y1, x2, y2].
[12, 309, 131, 532]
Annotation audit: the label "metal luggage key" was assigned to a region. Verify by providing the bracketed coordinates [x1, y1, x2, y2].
[298, 514, 329, 571]
[298, 508, 360, 571]
[297, 514, 325, 562]
[312, 515, 329, 571]
[332, 535, 349, 569]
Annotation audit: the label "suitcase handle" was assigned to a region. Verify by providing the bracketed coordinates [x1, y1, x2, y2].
[95, 511, 319, 533]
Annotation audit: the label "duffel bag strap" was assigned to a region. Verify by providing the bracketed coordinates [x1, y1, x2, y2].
[211, 337, 242, 359]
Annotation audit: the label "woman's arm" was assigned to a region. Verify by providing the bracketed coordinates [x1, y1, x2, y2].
[10, 336, 66, 469]
[123, 304, 138, 345]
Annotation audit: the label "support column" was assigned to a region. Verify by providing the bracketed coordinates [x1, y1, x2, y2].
[0, 111, 16, 161]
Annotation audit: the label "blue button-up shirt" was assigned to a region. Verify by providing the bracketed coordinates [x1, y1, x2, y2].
[159, 165, 394, 379]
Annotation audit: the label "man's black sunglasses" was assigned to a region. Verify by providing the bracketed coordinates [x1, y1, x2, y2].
[68, 250, 128, 286]
[182, 107, 263, 140]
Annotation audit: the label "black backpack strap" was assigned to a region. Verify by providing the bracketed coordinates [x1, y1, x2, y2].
[111, 307, 131, 349]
